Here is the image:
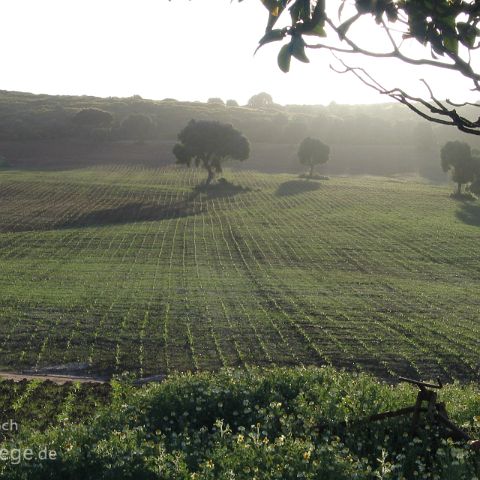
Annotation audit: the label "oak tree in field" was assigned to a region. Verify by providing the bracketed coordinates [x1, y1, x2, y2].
[440, 141, 480, 195]
[173, 120, 250, 185]
[298, 136, 330, 177]
[241, 0, 480, 135]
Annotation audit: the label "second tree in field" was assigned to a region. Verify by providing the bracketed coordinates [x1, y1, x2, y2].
[298, 137, 330, 178]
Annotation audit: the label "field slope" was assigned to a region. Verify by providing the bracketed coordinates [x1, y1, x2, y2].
[0, 166, 478, 381]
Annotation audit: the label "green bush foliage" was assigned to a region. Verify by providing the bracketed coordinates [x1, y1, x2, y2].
[1, 367, 478, 479]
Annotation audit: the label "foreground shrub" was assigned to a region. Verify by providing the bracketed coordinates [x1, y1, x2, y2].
[0, 367, 478, 479]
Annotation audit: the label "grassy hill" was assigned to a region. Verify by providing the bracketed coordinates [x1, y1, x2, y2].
[0, 166, 478, 382]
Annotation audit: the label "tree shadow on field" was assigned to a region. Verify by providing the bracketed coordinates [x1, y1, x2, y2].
[57, 201, 203, 229]
[189, 178, 251, 201]
[0, 179, 249, 233]
[456, 202, 480, 227]
[57, 179, 250, 229]
[275, 180, 321, 197]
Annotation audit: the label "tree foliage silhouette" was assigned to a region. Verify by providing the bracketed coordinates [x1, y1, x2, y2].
[248, 92, 274, 108]
[298, 137, 330, 177]
[441, 141, 480, 195]
[121, 114, 153, 142]
[72, 108, 113, 128]
[173, 120, 250, 185]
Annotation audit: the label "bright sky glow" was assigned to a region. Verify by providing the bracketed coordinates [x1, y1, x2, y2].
[0, 0, 477, 105]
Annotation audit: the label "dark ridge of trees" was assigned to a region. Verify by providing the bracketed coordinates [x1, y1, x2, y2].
[71, 108, 113, 141]
[72, 108, 113, 128]
[121, 114, 153, 142]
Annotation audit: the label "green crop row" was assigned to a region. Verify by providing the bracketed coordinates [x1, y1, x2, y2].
[0, 166, 478, 381]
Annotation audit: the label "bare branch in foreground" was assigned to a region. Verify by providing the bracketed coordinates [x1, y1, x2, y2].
[329, 56, 480, 136]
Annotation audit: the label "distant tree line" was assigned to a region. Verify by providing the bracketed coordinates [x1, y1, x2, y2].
[3, 90, 480, 179]
[0, 90, 441, 146]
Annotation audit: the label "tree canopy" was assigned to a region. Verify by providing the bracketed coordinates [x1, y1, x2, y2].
[440, 140, 480, 195]
[298, 136, 330, 177]
[72, 108, 113, 128]
[173, 120, 250, 185]
[121, 114, 153, 142]
[208, 97, 226, 106]
[248, 92, 274, 108]
[242, 0, 480, 135]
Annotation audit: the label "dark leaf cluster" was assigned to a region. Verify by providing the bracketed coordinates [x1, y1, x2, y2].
[298, 136, 330, 176]
[173, 119, 250, 184]
[440, 140, 480, 194]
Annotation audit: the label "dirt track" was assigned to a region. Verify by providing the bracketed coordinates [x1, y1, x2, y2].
[0, 371, 107, 384]
[0, 371, 167, 385]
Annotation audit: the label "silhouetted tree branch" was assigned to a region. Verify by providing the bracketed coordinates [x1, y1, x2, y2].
[330, 56, 480, 135]
[246, 0, 480, 134]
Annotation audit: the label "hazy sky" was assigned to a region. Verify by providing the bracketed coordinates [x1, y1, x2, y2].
[0, 0, 477, 105]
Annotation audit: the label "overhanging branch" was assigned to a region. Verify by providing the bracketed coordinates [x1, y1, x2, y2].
[330, 56, 480, 136]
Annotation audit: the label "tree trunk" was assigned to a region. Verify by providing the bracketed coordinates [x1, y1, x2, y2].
[206, 167, 215, 185]
[309, 165, 314, 178]
[457, 182, 462, 195]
